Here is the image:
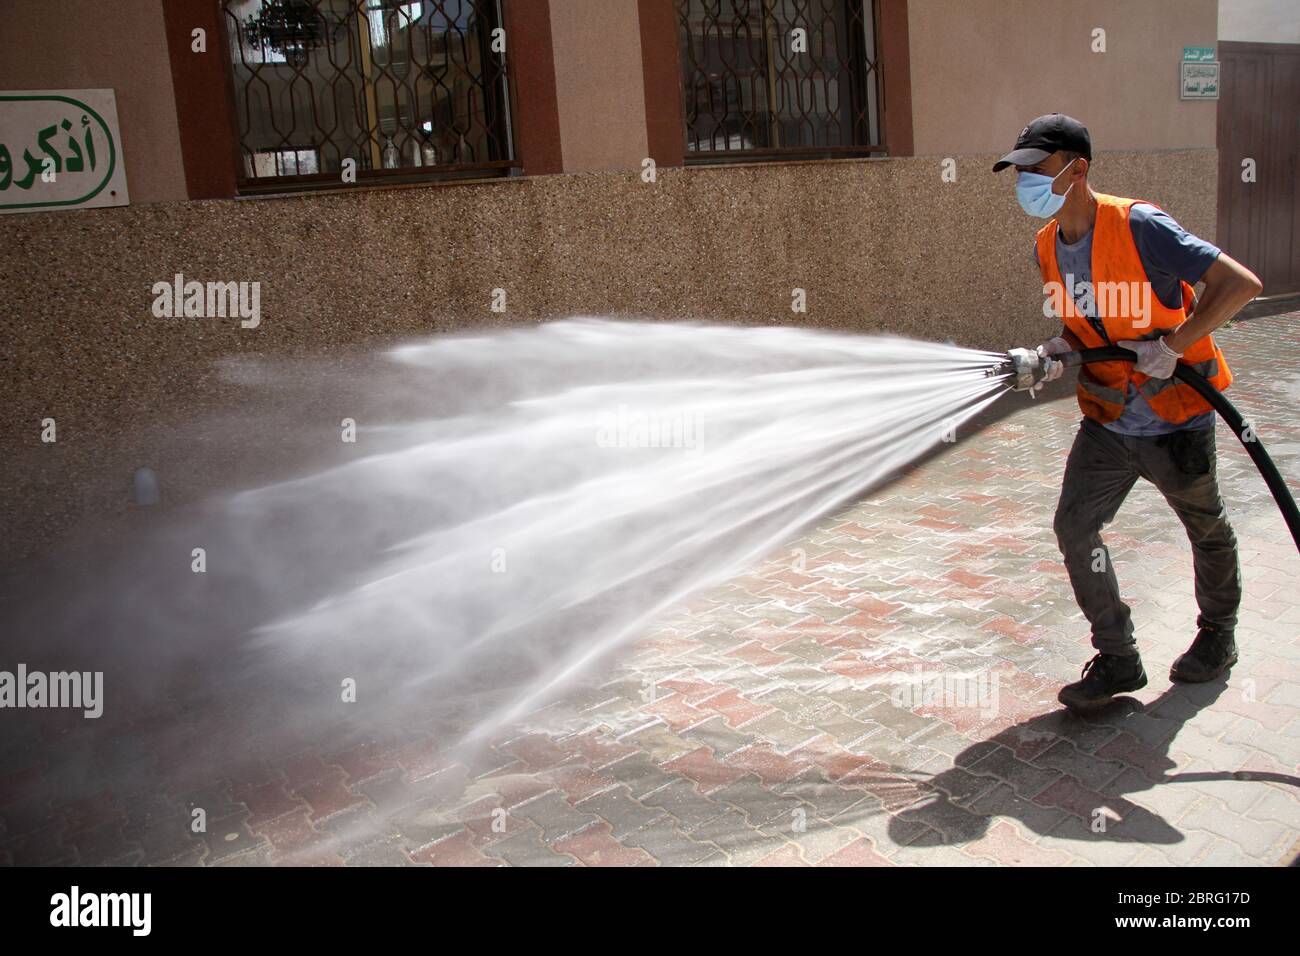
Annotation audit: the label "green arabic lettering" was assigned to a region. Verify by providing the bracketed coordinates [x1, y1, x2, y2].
[61, 118, 84, 172]
[81, 114, 96, 170]
[13, 148, 44, 189]
[37, 123, 62, 175]
[0, 144, 10, 190]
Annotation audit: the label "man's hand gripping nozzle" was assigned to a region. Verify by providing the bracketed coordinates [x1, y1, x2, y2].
[983, 347, 1069, 397]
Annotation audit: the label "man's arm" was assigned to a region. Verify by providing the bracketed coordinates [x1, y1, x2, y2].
[1164, 253, 1262, 354]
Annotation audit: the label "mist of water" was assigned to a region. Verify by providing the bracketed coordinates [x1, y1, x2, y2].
[4, 318, 1014, 784]
[228, 319, 1008, 739]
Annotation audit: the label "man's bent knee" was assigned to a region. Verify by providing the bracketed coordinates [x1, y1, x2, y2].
[1054, 504, 1101, 555]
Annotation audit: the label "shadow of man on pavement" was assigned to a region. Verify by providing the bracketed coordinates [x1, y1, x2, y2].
[884, 679, 1298, 850]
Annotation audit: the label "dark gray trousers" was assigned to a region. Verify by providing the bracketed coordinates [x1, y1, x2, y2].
[1053, 417, 1242, 656]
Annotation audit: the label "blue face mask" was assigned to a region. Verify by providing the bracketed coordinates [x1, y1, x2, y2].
[1015, 159, 1076, 218]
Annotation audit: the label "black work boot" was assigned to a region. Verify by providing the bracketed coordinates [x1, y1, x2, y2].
[1170, 624, 1238, 683]
[1058, 653, 1148, 713]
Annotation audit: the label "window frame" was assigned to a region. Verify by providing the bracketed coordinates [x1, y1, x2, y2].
[675, 0, 895, 165]
[215, 0, 522, 196]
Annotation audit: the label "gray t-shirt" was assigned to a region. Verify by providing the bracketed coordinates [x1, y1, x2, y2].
[1037, 203, 1220, 435]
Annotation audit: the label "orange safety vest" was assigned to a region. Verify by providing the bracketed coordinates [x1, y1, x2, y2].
[1035, 192, 1231, 425]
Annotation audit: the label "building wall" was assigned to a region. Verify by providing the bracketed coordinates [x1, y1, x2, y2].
[0, 148, 1216, 563]
[0, 2, 1224, 561]
[907, 0, 1220, 156]
[0, 0, 187, 204]
[1219, 0, 1300, 43]
[0, 1, 1226, 195]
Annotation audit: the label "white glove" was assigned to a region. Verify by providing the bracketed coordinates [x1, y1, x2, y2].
[1118, 336, 1182, 380]
[1029, 338, 1069, 395]
[1037, 336, 1071, 357]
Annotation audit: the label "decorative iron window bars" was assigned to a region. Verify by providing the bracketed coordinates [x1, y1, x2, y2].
[677, 0, 883, 160]
[222, 0, 515, 189]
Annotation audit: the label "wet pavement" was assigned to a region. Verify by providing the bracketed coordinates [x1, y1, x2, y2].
[2, 313, 1297, 866]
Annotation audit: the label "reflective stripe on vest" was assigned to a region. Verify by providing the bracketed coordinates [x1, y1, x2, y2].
[1079, 371, 1126, 406]
[1137, 357, 1220, 401]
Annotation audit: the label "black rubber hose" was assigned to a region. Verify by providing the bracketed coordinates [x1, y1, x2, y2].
[1060, 345, 1300, 552]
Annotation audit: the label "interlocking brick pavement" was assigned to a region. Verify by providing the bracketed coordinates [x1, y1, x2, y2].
[1, 314, 1296, 866]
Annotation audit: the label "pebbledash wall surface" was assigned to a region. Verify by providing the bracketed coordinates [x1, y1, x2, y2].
[0, 0, 1220, 563]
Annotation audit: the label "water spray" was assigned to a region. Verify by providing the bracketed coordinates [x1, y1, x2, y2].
[987, 345, 1300, 551]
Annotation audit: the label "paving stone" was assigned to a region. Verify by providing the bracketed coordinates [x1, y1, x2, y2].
[861, 698, 942, 742]
[386, 799, 470, 852]
[711, 778, 811, 830]
[788, 819, 858, 863]
[1196, 837, 1256, 866]
[1178, 795, 1291, 859]
[574, 786, 665, 840]
[506, 791, 597, 844]
[962, 819, 1074, 865]
[885, 839, 996, 867]
[681, 716, 755, 760]
[689, 809, 792, 866]
[617, 722, 701, 764]
[1032, 741, 1128, 792]
[620, 818, 719, 866]
[482, 826, 575, 867]
[1241, 786, 1300, 828]
[773, 768, 879, 821]
[818, 836, 896, 866]
[593, 753, 676, 801]
[892, 792, 989, 844]
[125, 816, 204, 866]
[342, 836, 420, 867]
[966, 745, 1062, 798]
[639, 779, 729, 833]
[1044, 817, 1148, 866]
[739, 711, 824, 753]
[927, 766, 1003, 807]
[550, 822, 656, 867]
[197, 812, 266, 865]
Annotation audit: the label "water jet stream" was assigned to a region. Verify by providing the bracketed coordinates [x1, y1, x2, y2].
[0, 318, 1015, 791]
[225, 319, 1010, 743]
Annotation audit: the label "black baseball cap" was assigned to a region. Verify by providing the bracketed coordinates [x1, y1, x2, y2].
[992, 114, 1092, 172]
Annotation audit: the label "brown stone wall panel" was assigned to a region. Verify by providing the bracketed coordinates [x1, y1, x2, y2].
[162, 0, 240, 199]
[504, 0, 564, 176]
[878, 0, 914, 157]
[638, 0, 686, 168]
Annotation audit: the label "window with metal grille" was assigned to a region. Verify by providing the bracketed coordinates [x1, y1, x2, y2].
[676, 0, 883, 161]
[221, 0, 515, 190]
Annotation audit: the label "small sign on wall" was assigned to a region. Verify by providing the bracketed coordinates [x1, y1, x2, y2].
[1181, 61, 1220, 99]
[0, 89, 129, 214]
[1180, 46, 1219, 101]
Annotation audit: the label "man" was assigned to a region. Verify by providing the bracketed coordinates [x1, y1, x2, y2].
[993, 114, 1263, 713]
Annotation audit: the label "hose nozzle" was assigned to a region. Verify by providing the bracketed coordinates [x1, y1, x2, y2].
[984, 347, 1087, 394]
[985, 347, 1047, 392]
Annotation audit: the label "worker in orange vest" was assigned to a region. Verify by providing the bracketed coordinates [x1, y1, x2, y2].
[994, 114, 1263, 713]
